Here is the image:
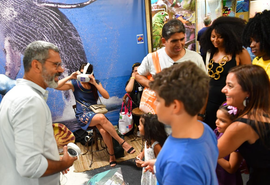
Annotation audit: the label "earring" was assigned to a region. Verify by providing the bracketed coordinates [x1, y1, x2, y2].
[243, 97, 249, 107]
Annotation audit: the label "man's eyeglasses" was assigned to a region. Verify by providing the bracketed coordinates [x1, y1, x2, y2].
[46, 61, 64, 69]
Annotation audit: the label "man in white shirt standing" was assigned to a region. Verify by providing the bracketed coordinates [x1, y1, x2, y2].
[136, 19, 206, 88]
[0, 41, 77, 185]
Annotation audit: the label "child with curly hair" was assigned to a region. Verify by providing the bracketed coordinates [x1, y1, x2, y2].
[135, 114, 168, 185]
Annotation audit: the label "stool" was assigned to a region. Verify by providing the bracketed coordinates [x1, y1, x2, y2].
[72, 105, 106, 167]
[132, 107, 145, 116]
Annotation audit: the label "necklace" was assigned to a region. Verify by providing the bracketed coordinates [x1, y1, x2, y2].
[207, 55, 229, 80]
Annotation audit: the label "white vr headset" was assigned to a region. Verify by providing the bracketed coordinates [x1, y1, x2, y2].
[77, 63, 93, 82]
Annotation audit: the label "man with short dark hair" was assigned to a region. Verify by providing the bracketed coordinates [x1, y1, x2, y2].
[0, 40, 77, 185]
[136, 19, 206, 88]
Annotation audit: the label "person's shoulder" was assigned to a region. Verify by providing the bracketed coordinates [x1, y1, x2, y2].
[185, 49, 200, 55]
[70, 79, 76, 83]
[13, 81, 39, 97]
[71, 79, 80, 87]
[198, 28, 204, 34]
[252, 57, 260, 64]
[5, 84, 44, 108]
[198, 27, 207, 34]
[184, 49, 202, 60]
[199, 122, 218, 144]
[140, 51, 154, 64]
[228, 119, 251, 131]
[202, 122, 216, 135]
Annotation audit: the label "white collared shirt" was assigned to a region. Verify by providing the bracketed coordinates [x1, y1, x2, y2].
[0, 79, 60, 185]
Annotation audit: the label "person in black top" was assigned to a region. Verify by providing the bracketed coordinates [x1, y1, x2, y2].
[125, 62, 144, 126]
[219, 64, 270, 185]
[199, 16, 251, 129]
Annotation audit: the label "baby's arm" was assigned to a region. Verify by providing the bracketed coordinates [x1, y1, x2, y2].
[154, 143, 162, 158]
[217, 151, 243, 174]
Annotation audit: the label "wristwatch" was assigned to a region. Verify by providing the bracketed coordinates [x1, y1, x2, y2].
[197, 113, 206, 119]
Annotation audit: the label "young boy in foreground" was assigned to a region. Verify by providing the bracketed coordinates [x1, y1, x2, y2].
[141, 61, 218, 185]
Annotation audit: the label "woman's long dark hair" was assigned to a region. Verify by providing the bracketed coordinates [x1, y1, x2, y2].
[229, 65, 270, 147]
[242, 10, 270, 57]
[140, 114, 168, 147]
[79, 63, 99, 101]
[200, 16, 246, 55]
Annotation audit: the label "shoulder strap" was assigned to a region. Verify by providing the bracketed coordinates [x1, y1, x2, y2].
[151, 51, 161, 73]
[151, 141, 159, 148]
[98, 97, 102, 104]
[76, 100, 88, 108]
[146, 51, 162, 81]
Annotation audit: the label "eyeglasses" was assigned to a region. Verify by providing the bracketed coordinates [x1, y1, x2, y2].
[46, 61, 64, 69]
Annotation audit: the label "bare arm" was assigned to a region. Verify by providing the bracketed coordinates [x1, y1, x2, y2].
[237, 48, 252, 65]
[217, 151, 243, 174]
[89, 75, 109, 99]
[56, 71, 79, 91]
[135, 74, 150, 88]
[218, 121, 250, 158]
[125, 71, 137, 93]
[42, 146, 77, 176]
[153, 143, 162, 158]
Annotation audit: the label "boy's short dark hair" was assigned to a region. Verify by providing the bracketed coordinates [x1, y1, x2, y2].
[162, 19, 185, 40]
[149, 61, 209, 116]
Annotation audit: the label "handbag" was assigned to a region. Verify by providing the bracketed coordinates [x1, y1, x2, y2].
[73, 128, 95, 146]
[90, 104, 108, 114]
[118, 93, 133, 135]
[76, 97, 108, 114]
[139, 51, 161, 114]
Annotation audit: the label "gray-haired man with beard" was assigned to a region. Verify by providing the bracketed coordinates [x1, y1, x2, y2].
[0, 41, 77, 185]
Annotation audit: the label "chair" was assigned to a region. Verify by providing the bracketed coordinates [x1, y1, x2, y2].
[72, 105, 106, 167]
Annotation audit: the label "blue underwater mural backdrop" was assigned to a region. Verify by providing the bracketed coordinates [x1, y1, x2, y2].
[0, 0, 148, 126]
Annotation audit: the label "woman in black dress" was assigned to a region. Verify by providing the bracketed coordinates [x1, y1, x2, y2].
[199, 16, 251, 129]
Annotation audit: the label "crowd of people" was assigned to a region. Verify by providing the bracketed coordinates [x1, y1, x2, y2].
[0, 9, 270, 185]
[134, 10, 270, 185]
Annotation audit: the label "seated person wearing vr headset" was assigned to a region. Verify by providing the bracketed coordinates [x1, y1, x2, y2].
[57, 63, 136, 167]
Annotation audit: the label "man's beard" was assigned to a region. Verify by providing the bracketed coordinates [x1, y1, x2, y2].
[42, 67, 61, 89]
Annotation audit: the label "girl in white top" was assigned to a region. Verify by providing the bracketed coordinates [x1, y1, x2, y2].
[135, 114, 168, 185]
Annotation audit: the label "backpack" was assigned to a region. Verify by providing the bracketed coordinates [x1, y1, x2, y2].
[73, 128, 95, 146]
